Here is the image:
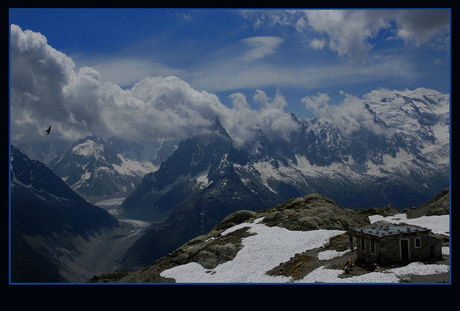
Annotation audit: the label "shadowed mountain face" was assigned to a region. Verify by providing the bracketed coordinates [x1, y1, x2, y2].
[10, 146, 118, 282]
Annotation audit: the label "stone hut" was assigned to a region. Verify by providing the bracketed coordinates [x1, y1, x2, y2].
[353, 221, 442, 266]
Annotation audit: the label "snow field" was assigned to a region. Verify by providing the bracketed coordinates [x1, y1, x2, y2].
[388, 262, 450, 277]
[160, 217, 345, 283]
[112, 154, 158, 177]
[317, 249, 351, 261]
[296, 262, 449, 283]
[299, 266, 400, 283]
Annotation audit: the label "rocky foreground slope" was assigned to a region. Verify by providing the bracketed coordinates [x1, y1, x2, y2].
[88, 190, 449, 283]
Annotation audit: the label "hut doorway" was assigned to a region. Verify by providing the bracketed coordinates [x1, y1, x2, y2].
[401, 239, 410, 260]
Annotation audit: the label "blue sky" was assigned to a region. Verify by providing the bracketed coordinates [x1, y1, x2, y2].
[9, 9, 450, 144]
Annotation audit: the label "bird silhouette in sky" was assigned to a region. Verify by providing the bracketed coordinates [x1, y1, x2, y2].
[46, 126, 51, 135]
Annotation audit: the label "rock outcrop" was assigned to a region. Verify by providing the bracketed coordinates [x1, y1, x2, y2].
[257, 193, 370, 231]
[355, 204, 402, 218]
[405, 188, 449, 219]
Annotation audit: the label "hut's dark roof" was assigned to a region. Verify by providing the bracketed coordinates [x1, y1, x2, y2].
[353, 221, 430, 237]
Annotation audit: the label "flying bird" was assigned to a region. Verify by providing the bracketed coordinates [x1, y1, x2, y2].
[46, 126, 51, 135]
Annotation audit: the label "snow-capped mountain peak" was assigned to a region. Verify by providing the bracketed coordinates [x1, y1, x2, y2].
[48, 135, 177, 200]
[71, 139, 105, 160]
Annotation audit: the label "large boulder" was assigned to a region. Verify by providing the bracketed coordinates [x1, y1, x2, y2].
[258, 192, 370, 231]
[213, 210, 257, 231]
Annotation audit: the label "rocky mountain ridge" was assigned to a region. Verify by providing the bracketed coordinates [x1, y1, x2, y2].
[18, 87, 448, 213]
[122, 88, 449, 220]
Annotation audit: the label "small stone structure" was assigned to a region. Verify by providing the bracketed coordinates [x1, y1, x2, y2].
[353, 221, 442, 266]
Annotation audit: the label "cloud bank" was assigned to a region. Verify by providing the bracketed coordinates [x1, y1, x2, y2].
[302, 91, 394, 137]
[9, 18, 446, 147]
[10, 25, 299, 147]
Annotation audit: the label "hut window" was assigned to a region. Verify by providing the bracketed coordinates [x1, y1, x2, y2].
[361, 237, 366, 252]
[415, 238, 421, 248]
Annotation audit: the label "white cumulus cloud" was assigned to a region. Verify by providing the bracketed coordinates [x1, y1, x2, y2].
[304, 10, 392, 66]
[10, 25, 299, 147]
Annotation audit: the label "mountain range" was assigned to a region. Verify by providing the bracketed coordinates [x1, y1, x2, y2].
[115, 87, 449, 271]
